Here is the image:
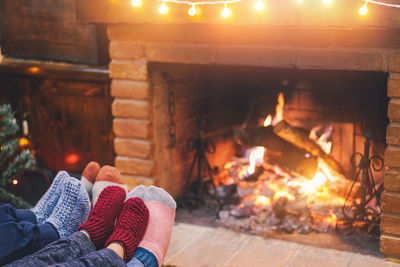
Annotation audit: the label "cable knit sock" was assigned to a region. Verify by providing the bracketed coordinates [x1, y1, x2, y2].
[81, 161, 100, 197]
[78, 186, 126, 249]
[105, 197, 149, 262]
[126, 185, 147, 200]
[92, 165, 128, 207]
[132, 186, 176, 267]
[45, 177, 91, 237]
[31, 171, 69, 224]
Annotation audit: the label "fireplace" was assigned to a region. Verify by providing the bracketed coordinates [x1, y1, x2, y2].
[76, 0, 400, 258]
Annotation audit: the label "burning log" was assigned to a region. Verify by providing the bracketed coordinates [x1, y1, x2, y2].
[234, 125, 318, 178]
[273, 120, 345, 175]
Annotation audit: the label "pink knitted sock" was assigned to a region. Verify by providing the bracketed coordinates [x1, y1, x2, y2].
[138, 186, 176, 266]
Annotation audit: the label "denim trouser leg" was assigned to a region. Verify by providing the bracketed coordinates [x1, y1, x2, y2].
[51, 248, 127, 267]
[4, 231, 93, 267]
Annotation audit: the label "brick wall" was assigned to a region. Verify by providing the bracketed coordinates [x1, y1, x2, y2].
[107, 23, 400, 259]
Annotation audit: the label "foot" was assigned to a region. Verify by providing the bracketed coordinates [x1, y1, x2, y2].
[45, 177, 91, 237]
[31, 171, 69, 224]
[78, 186, 126, 249]
[81, 161, 100, 196]
[105, 197, 149, 262]
[92, 166, 127, 206]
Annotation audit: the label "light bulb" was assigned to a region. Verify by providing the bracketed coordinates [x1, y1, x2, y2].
[359, 3, 368, 15]
[131, 0, 142, 7]
[255, 0, 264, 10]
[159, 2, 168, 14]
[188, 5, 197, 16]
[221, 3, 232, 18]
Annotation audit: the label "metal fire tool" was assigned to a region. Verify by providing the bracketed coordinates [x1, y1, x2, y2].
[337, 131, 384, 234]
[182, 117, 218, 209]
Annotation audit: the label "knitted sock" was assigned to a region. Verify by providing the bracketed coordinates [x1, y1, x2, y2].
[81, 161, 100, 197]
[105, 197, 149, 262]
[78, 186, 126, 249]
[45, 177, 91, 237]
[134, 186, 176, 267]
[31, 171, 69, 224]
[126, 185, 147, 200]
[92, 165, 128, 207]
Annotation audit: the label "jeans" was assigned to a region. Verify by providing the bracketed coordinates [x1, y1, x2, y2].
[5, 231, 128, 267]
[0, 204, 59, 265]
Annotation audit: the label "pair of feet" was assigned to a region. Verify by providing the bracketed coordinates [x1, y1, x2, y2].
[78, 185, 176, 265]
[31, 171, 91, 237]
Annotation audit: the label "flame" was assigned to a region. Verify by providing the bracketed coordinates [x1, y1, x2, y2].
[255, 195, 270, 206]
[246, 146, 265, 176]
[272, 92, 284, 126]
[263, 115, 272, 127]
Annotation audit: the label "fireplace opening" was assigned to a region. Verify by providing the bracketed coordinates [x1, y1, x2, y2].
[151, 62, 389, 245]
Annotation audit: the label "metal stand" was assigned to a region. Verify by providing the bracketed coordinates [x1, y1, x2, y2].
[182, 117, 218, 209]
[338, 131, 384, 233]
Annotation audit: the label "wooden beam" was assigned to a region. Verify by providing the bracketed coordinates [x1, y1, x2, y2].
[0, 58, 110, 83]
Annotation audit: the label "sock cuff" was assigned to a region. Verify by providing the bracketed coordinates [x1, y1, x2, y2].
[81, 177, 94, 195]
[134, 247, 158, 267]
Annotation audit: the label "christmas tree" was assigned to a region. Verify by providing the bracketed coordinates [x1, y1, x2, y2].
[0, 104, 36, 208]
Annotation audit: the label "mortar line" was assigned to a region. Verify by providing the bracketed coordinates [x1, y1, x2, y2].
[220, 235, 252, 267]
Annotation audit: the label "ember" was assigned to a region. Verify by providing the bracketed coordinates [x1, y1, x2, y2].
[214, 92, 381, 235]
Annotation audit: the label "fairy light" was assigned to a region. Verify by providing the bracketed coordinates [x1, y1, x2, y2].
[188, 4, 197, 15]
[131, 0, 142, 6]
[159, 1, 169, 13]
[255, 0, 264, 10]
[221, 3, 232, 17]
[359, 1, 368, 15]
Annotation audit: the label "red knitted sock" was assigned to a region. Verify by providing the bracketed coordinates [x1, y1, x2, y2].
[78, 186, 126, 249]
[105, 197, 149, 262]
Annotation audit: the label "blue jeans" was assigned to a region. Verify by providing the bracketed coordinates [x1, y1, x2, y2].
[5, 231, 129, 267]
[0, 204, 59, 265]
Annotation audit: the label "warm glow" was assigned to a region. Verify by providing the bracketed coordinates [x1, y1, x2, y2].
[359, 4, 368, 15]
[246, 146, 265, 176]
[65, 153, 79, 164]
[12, 179, 18, 185]
[263, 114, 272, 127]
[159, 2, 169, 14]
[188, 5, 197, 16]
[301, 171, 327, 194]
[19, 137, 29, 147]
[254, 0, 264, 10]
[131, 0, 142, 7]
[221, 4, 232, 18]
[272, 92, 284, 126]
[28, 67, 40, 74]
[255, 195, 270, 206]
[0, 146, 3, 151]
[323, 0, 332, 4]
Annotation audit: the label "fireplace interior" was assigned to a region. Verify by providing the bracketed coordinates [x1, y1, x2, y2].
[150, 62, 388, 240]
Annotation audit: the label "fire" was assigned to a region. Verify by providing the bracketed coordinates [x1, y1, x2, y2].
[272, 92, 284, 126]
[263, 115, 272, 127]
[262, 92, 285, 127]
[255, 195, 270, 206]
[246, 146, 265, 176]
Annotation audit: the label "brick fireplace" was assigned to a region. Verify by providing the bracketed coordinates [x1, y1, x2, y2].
[77, 0, 400, 258]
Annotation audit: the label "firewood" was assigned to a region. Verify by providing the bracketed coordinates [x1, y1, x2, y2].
[234, 125, 318, 178]
[273, 120, 345, 175]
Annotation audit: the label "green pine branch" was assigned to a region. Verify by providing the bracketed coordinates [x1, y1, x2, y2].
[0, 187, 32, 209]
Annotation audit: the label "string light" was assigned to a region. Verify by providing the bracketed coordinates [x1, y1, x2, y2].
[221, 3, 232, 17]
[159, 1, 169, 13]
[188, 4, 197, 15]
[151, 0, 400, 18]
[255, 0, 264, 10]
[359, 1, 368, 15]
[131, 0, 142, 6]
